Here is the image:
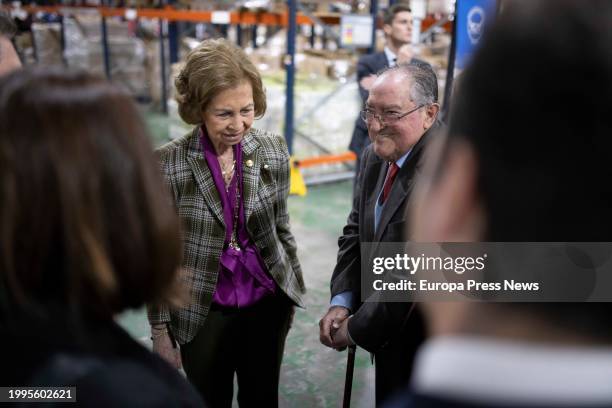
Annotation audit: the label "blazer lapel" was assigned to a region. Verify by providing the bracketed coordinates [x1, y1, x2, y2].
[186, 128, 225, 229]
[379, 51, 390, 69]
[241, 130, 261, 221]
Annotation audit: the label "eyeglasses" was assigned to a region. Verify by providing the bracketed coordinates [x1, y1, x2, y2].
[360, 104, 425, 127]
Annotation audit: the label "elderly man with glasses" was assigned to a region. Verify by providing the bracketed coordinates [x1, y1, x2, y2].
[319, 62, 440, 405]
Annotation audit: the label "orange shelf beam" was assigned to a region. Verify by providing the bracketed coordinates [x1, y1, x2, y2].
[421, 15, 453, 33]
[18, 5, 327, 26]
[14, 6, 445, 30]
[294, 152, 356, 168]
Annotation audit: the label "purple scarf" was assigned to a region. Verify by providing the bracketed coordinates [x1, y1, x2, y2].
[199, 129, 276, 308]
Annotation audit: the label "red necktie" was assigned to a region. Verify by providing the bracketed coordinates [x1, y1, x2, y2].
[380, 162, 399, 204]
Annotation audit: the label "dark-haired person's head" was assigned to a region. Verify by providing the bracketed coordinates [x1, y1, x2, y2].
[0, 12, 21, 76]
[411, 0, 612, 342]
[382, 3, 413, 48]
[383, 3, 412, 26]
[444, 0, 612, 242]
[0, 68, 181, 323]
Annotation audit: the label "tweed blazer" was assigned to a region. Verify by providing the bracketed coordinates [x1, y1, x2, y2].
[148, 127, 305, 344]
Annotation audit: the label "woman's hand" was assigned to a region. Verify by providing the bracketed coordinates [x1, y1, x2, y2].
[152, 331, 182, 370]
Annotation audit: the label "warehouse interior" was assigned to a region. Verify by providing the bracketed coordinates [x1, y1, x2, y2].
[6, 0, 453, 176]
[3, 0, 452, 406]
[4, 0, 612, 406]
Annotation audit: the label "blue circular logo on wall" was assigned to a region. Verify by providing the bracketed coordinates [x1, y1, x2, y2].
[467, 6, 486, 45]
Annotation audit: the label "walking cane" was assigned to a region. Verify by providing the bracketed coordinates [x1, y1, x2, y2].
[342, 345, 357, 408]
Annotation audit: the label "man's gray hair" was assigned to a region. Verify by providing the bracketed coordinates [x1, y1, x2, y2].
[379, 61, 439, 106]
[0, 12, 17, 38]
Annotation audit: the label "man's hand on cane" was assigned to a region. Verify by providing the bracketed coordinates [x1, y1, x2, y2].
[319, 306, 350, 348]
[331, 317, 355, 352]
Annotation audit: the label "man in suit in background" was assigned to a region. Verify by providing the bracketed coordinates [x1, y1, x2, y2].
[319, 62, 440, 405]
[387, 1, 612, 407]
[0, 12, 21, 76]
[350, 3, 419, 173]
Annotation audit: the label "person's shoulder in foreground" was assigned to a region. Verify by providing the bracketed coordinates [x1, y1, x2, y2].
[3, 319, 203, 407]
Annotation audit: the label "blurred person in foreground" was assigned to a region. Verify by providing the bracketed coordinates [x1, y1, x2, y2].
[387, 1, 612, 407]
[0, 68, 202, 406]
[319, 62, 440, 405]
[0, 11, 22, 76]
[148, 38, 305, 407]
[350, 3, 427, 175]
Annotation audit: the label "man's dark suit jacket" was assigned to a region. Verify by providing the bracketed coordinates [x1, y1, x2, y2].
[349, 52, 389, 157]
[332, 124, 438, 402]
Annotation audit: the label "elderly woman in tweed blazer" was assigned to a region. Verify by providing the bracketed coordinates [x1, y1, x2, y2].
[148, 39, 305, 407]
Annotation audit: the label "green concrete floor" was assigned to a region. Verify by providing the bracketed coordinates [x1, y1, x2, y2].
[116, 110, 375, 407]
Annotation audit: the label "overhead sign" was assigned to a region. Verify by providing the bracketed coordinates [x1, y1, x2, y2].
[211, 11, 231, 25]
[340, 14, 373, 48]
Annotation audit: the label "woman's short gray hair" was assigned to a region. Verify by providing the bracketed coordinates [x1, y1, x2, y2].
[175, 38, 266, 125]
